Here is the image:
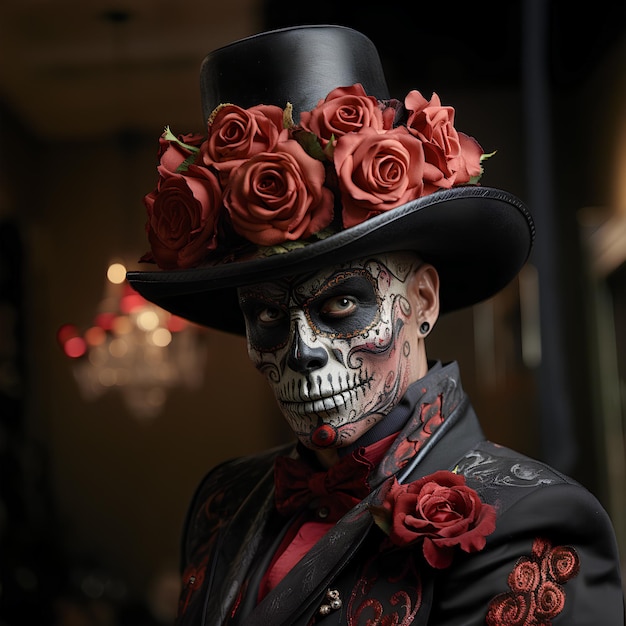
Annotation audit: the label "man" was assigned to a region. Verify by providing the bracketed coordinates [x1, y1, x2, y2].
[128, 25, 624, 625]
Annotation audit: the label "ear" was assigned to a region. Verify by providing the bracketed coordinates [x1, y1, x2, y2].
[408, 263, 440, 328]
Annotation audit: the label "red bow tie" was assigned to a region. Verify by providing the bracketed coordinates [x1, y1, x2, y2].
[274, 449, 373, 522]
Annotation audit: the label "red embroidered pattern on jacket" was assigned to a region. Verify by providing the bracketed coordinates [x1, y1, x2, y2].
[178, 552, 209, 619]
[486, 537, 580, 625]
[379, 394, 445, 478]
[347, 551, 422, 625]
[177, 488, 230, 621]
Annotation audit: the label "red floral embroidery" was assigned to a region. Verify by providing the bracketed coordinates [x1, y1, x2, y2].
[177, 486, 230, 619]
[178, 554, 209, 618]
[347, 552, 422, 625]
[486, 538, 580, 625]
[381, 395, 445, 478]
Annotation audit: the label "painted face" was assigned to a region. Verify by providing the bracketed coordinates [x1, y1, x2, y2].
[238, 252, 426, 450]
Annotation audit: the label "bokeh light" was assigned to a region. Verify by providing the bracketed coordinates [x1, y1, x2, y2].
[107, 263, 127, 284]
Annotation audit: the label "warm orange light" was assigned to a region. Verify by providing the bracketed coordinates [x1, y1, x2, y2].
[150, 328, 172, 347]
[136, 310, 160, 332]
[84, 326, 106, 347]
[112, 316, 132, 335]
[107, 263, 127, 284]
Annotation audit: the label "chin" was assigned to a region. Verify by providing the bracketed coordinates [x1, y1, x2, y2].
[293, 415, 380, 451]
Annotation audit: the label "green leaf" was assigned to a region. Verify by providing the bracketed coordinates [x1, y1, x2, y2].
[369, 504, 392, 535]
[323, 136, 336, 161]
[468, 150, 497, 185]
[255, 228, 340, 257]
[283, 102, 295, 129]
[162, 125, 201, 154]
[294, 130, 327, 161]
[257, 240, 308, 257]
[480, 150, 497, 164]
[176, 153, 197, 174]
[311, 227, 338, 240]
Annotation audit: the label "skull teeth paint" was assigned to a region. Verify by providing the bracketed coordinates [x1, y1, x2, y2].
[238, 252, 425, 450]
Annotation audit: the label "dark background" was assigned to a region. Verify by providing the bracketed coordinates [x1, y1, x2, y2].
[1, 1, 625, 623]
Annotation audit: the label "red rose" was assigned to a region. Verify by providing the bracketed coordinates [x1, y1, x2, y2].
[157, 131, 204, 174]
[144, 164, 222, 269]
[141, 86, 494, 262]
[333, 126, 426, 228]
[201, 104, 287, 180]
[404, 90, 483, 192]
[223, 139, 334, 246]
[452, 132, 483, 181]
[372, 471, 497, 569]
[300, 84, 393, 148]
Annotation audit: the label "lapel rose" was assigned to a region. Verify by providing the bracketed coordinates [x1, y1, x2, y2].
[369, 470, 496, 569]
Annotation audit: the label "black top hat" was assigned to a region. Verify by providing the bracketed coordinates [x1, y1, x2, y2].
[127, 25, 534, 335]
[199, 25, 390, 122]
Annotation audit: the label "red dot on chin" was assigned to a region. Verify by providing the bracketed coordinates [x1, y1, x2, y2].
[312, 424, 337, 447]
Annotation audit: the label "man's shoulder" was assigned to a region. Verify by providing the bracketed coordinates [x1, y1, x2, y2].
[452, 440, 612, 528]
[182, 442, 295, 548]
[453, 440, 575, 490]
[195, 441, 295, 499]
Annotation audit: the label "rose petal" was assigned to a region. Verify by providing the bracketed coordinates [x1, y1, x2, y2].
[423, 537, 454, 569]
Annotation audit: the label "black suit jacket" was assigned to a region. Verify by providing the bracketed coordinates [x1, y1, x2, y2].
[175, 363, 625, 625]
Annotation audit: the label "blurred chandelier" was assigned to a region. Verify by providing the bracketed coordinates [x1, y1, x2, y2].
[57, 262, 208, 418]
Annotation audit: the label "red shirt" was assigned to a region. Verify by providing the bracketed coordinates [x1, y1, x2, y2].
[259, 432, 398, 601]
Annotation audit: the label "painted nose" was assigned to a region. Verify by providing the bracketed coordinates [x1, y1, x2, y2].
[287, 328, 328, 374]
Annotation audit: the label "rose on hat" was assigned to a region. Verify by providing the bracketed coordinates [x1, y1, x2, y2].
[141, 84, 488, 270]
[127, 25, 533, 333]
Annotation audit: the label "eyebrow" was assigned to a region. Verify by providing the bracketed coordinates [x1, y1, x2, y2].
[239, 267, 377, 307]
[296, 269, 377, 301]
[238, 282, 291, 303]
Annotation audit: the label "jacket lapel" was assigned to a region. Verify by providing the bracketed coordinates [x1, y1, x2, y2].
[243, 498, 375, 626]
[208, 363, 487, 626]
[201, 459, 279, 626]
[240, 371, 487, 625]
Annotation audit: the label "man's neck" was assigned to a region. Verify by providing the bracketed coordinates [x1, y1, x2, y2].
[314, 447, 340, 469]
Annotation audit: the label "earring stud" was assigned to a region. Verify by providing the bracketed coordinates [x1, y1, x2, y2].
[420, 321, 430, 335]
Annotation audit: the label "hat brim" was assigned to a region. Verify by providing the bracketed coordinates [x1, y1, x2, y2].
[127, 186, 534, 335]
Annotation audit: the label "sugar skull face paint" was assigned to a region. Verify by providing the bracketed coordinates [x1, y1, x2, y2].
[238, 252, 430, 450]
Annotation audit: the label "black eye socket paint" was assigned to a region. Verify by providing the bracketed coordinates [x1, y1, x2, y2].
[239, 295, 290, 352]
[239, 268, 382, 350]
[303, 272, 381, 339]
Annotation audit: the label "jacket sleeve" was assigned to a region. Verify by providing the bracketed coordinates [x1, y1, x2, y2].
[175, 444, 292, 625]
[175, 459, 243, 624]
[429, 482, 625, 625]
